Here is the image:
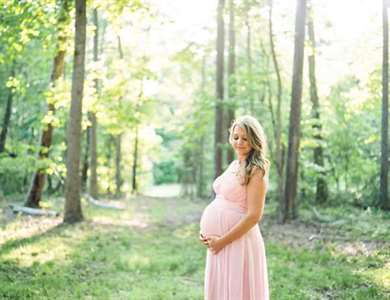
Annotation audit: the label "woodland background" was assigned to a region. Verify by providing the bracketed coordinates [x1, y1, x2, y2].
[0, 0, 389, 299]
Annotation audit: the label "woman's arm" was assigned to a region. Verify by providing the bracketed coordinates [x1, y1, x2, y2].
[207, 167, 268, 254]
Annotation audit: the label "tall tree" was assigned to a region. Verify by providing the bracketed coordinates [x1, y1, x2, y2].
[196, 54, 207, 198]
[245, 4, 254, 114]
[132, 126, 139, 193]
[380, 0, 390, 210]
[226, 0, 235, 164]
[88, 7, 99, 199]
[283, 0, 307, 222]
[25, 0, 71, 208]
[268, 0, 285, 222]
[307, 1, 328, 204]
[64, 0, 87, 223]
[81, 128, 90, 191]
[115, 35, 125, 196]
[215, 0, 225, 178]
[114, 133, 122, 196]
[0, 68, 15, 153]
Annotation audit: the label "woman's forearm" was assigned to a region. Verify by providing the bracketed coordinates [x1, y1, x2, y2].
[219, 214, 262, 246]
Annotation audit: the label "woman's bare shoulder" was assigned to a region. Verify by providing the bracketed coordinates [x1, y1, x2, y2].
[250, 163, 269, 179]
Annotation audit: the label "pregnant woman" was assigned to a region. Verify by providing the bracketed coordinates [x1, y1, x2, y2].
[199, 115, 270, 300]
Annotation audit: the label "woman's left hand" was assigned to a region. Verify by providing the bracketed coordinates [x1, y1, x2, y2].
[207, 236, 226, 255]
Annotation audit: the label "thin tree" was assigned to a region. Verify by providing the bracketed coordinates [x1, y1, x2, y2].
[115, 35, 125, 196]
[114, 133, 122, 196]
[132, 84, 143, 194]
[215, 0, 225, 178]
[307, 1, 328, 204]
[245, 4, 254, 114]
[88, 7, 99, 199]
[283, 0, 307, 222]
[64, 0, 87, 223]
[268, 0, 285, 222]
[0, 67, 15, 154]
[226, 0, 235, 164]
[380, 0, 390, 210]
[132, 126, 139, 193]
[25, 0, 70, 208]
[81, 128, 89, 191]
[196, 54, 207, 198]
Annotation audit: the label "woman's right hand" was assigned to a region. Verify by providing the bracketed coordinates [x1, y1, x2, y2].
[199, 232, 209, 247]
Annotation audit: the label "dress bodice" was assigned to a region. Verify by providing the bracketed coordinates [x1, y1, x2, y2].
[213, 160, 247, 209]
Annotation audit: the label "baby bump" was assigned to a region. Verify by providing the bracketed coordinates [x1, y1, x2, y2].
[200, 199, 245, 237]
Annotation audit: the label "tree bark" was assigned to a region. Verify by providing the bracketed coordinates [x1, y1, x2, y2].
[380, 0, 390, 210]
[197, 135, 206, 198]
[81, 127, 90, 191]
[25, 0, 70, 208]
[0, 68, 14, 154]
[114, 35, 124, 197]
[132, 126, 139, 193]
[307, 1, 328, 204]
[215, 0, 225, 178]
[88, 8, 99, 199]
[283, 0, 307, 222]
[64, 0, 87, 223]
[115, 134, 122, 197]
[268, 0, 285, 223]
[197, 55, 207, 198]
[245, 5, 254, 114]
[226, 0, 235, 164]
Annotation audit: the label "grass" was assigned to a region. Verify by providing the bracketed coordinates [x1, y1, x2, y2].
[0, 193, 389, 299]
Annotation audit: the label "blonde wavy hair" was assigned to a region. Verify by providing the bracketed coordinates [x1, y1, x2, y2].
[228, 115, 270, 185]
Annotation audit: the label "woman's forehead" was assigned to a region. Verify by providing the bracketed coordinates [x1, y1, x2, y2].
[233, 125, 247, 135]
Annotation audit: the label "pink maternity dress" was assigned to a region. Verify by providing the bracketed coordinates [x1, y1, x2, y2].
[200, 160, 269, 300]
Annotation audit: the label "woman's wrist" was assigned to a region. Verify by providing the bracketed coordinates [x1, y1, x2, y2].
[219, 235, 231, 247]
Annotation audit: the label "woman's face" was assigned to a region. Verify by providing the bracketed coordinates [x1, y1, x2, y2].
[231, 125, 252, 158]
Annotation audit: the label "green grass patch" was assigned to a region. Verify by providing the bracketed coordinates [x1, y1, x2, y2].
[0, 195, 389, 299]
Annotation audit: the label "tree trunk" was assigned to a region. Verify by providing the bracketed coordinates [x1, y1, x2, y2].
[226, 0, 235, 164]
[197, 134, 206, 198]
[88, 112, 98, 198]
[0, 68, 14, 153]
[380, 0, 390, 210]
[25, 0, 70, 208]
[114, 35, 124, 197]
[64, 0, 87, 223]
[307, 1, 328, 204]
[245, 6, 254, 114]
[268, 0, 285, 223]
[132, 126, 139, 193]
[81, 127, 90, 191]
[215, 0, 225, 178]
[197, 55, 207, 198]
[283, 0, 306, 222]
[115, 134, 122, 197]
[88, 8, 99, 199]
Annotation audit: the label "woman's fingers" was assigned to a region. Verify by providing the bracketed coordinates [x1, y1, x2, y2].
[199, 233, 209, 246]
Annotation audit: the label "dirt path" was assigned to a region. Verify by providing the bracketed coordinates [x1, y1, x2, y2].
[1, 192, 388, 257]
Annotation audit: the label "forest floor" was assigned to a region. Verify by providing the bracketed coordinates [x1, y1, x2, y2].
[0, 187, 389, 299]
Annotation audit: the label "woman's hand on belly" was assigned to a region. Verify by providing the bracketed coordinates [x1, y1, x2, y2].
[206, 235, 226, 255]
[199, 232, 223, 252]
[199, 232, 209, 247]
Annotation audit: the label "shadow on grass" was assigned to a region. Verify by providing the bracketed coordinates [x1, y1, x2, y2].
[0, 219, 204, 300]
[0, 222, 67, 256]
[0, 214, 388, 300]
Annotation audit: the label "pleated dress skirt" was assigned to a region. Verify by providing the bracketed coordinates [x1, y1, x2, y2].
[200, 196, 269, 300]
